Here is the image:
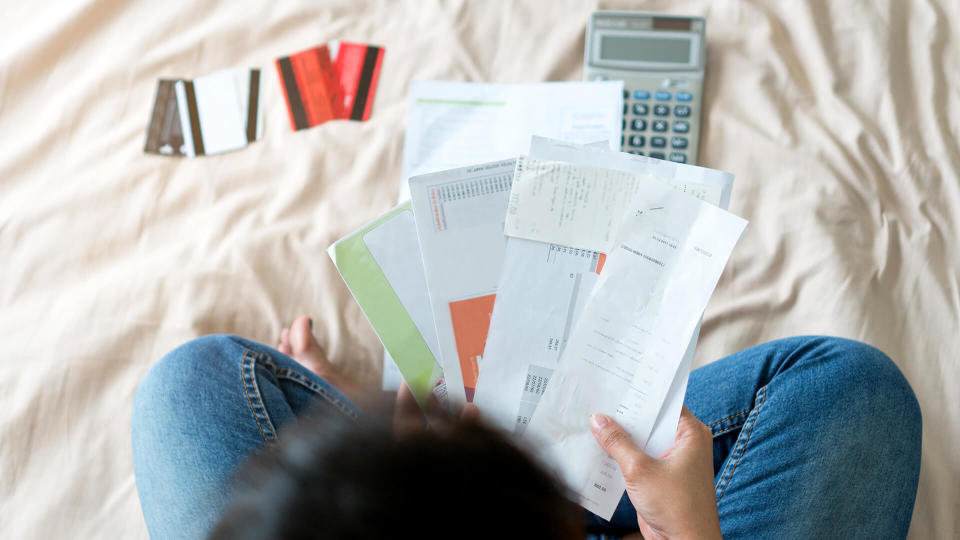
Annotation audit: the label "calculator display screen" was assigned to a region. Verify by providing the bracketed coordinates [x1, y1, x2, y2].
[599, 35, 692, 64]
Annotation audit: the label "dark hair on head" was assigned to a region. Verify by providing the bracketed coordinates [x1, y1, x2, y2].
[209, 409, 583, 540]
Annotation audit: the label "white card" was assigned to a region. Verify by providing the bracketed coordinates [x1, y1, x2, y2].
[175, 68, 260, 157]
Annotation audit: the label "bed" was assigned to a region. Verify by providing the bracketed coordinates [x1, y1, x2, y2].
[0, 0, 956, 537]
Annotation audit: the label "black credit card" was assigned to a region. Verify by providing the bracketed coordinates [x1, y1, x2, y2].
[144, 79, 186, 156]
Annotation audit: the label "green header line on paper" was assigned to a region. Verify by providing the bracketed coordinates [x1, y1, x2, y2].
[416, 98, 507, 106]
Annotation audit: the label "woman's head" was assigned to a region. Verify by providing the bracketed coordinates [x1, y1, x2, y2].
[210, 411, 582, 539]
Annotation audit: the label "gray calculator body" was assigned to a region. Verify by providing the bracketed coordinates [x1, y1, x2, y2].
[584, 12, 706, 165]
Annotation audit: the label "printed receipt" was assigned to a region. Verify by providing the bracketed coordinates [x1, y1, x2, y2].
[504, 156, 723, 253]
[517, 138, 736, 457]
[472, 238, 603, 433]
[475, 149, 729, 438]
[524, 184, 747, 520]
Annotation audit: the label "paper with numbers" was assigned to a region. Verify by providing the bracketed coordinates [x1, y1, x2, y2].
[472, 239, 604, 433]
[523, 137, 734, 457]
[408, 159, 516, 408]
[474, 140, 731, 447]
[504, 156, 724, 253]
[525, 181, 746, 520]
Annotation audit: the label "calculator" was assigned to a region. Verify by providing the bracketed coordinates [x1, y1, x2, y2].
[584, 12, 707, 165]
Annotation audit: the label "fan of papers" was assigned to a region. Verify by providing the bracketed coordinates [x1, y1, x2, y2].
[328, 81, 747, 520]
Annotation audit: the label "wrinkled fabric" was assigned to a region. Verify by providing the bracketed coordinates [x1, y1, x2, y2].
[0, 1, 956, 538]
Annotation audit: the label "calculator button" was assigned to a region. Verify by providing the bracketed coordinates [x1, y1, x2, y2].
[675, 92, 693, 102]
[669, 152, 687, 163]
[653, 104, 670, 116]
[673, 120, 690, 133]
[628, 135, 645, 147]
[630, 119, 647, 131]
[650, 136, 666, 148]
[620, 135, 624, 147]
[633, 90, 650, 100]
[629, 150, 644, 156]
[632, 103, 649, 115]
[622, 119, 626, 131]
[652, 120, 668, 132]
[623, 103, 628, 115]
[674, 105, 691, 117]
[654, 91, 672, 101]
[649, 152, 666, 159]
[670, 137, 688, 149]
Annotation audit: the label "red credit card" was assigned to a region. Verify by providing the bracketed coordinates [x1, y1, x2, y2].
[334, 42, 385, 121]
[275, 45, 340, 131]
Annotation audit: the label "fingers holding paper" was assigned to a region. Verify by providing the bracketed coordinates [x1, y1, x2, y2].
[393, 381, 425, 434]
[590, 407, 721, 540]
[393, 380, 474, 434]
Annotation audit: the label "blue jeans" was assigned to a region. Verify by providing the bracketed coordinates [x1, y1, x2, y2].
[132, 336, 921, 539]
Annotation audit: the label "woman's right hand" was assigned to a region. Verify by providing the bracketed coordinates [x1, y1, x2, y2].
[590, 406, 722, 540]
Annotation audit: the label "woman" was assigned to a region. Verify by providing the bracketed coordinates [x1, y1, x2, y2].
[131, 316, 921, 539]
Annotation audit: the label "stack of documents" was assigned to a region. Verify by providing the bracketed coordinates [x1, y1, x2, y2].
[376, 80, 624, 389]
[328, 81, 747, 520]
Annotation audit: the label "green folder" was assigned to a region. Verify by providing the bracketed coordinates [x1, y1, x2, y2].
[327, 202, 444, 410]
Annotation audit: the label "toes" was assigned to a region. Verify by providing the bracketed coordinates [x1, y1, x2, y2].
[286, 316, 334, 378]
[289, 316, 319, 357]
[278, 328, 292, 355]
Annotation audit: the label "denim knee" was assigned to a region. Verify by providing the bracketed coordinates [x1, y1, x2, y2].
[132, 335, 245, 428]
[805, 337, 922, 443]
[131, 335, 264, 540]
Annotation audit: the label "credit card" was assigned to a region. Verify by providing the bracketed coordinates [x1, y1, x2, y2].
[276, 45, 340, 131]
[333, 42, 385, 121]
[144, 79, 186, 156]
[174, 68, 262, 157]
[276, 42, 385, 130]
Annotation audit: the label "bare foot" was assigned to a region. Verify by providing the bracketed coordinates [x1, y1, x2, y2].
[277, 316, 367, 406]
[278, 316, 330, 376]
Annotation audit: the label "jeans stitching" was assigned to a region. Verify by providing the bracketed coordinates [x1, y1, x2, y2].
[709, 409, 750, 428]
[256, 356, 360, 422]
[275, 369, 361, 421]
[712, 422, 746, 438]
[241, 350, 278, 444]
[715, 385, 768, 502]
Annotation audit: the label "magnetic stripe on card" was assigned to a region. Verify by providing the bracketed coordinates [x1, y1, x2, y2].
[276, 57, 309, 130]
[246, 69, 260, 142]
[351, 45, 382, 121]
[182, 80, 205, 156]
